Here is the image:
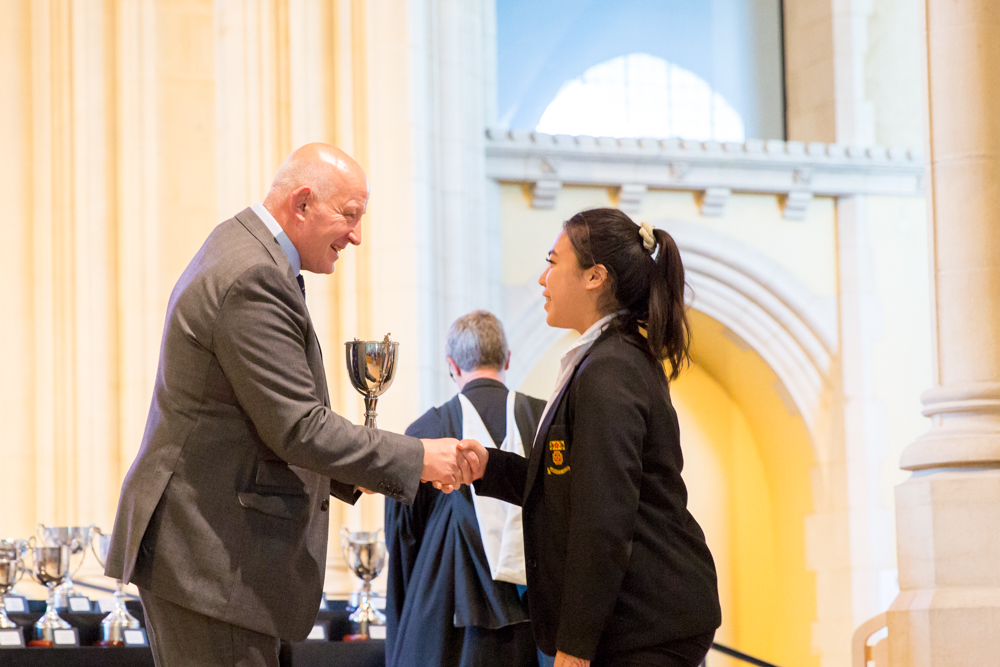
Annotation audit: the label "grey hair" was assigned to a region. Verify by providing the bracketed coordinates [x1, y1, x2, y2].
[446, 311, 509, 372]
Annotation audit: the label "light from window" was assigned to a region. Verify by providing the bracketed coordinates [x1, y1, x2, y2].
[535, 53, 745, 142]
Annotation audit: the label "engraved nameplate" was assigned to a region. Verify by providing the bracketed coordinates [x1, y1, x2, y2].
[97, 598, 116, 613]
[68, 597, 92, 612]
[368, 625, 386, 640]
[53, 628, 79, 646]
[3, 597, 25, 614]
[306, 624, 327, 641]
[124, 629, 148, 646]
[0, 628, 24, 648]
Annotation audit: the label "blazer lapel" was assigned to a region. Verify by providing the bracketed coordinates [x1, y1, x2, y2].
[521, 334, 610, 504]
[522, 378, 573, 504]
[234, 207, 329, 407]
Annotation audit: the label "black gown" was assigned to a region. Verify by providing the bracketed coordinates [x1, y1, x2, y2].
[384, 378, 546, 667]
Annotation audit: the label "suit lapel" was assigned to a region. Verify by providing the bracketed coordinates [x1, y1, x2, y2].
[235, 207, 329, 406]
[234, 207, 298, 285]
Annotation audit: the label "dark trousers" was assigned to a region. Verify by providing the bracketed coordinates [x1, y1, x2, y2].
[138, 587, 280, 667]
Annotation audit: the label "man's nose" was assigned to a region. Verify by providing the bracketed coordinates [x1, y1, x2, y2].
[349, 225, 362, 246]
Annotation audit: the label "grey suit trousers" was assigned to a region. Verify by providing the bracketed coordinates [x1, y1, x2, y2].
[139, 588, 279, 667]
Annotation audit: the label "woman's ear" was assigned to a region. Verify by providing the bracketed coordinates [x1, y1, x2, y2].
[584, 264, 609, 293]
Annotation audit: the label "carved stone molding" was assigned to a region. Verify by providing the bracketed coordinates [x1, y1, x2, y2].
[782, 191, 814, 221]
[698, 187, 731, 217]
[616, 183, 647, 213]
[531, 179, 562, 209]
[485, 129, 925, 199]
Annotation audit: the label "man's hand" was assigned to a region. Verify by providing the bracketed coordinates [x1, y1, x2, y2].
[420, 438, 469, 492]
[554, 651, 590, 667]
[432, 440, 489, 493]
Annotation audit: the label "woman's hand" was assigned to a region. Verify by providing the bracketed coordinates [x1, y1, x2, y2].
[554, 651, 590, 667]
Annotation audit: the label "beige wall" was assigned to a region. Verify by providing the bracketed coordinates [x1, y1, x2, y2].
[0, 0, 435, 595]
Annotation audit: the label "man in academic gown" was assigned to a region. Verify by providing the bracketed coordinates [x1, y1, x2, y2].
[384, 311, 547, 667]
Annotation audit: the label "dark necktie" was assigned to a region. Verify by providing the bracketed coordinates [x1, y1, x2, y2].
[296, 274, 306, 300]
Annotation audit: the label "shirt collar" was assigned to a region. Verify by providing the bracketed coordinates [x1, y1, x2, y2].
[562, 311, 621, 359]
[252, 203, 301, 276]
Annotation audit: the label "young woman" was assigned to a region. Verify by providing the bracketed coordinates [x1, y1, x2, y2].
[468, 208, 721, 667]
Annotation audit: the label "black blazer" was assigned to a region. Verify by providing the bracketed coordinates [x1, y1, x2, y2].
[476, 326, 721, 660]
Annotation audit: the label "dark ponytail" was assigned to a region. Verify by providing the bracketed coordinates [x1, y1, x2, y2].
[563, 208, 691, 380]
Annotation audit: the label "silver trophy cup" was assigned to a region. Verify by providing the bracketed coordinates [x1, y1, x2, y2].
[27, 545, 74, 642]
[0, 538, 29, 629]
[36, 524, 94, 608]
[91, 528, 140, 644]
[345, 334, 399, 428]
[0, 556, 22, 629]
[0, 538, 30, 627]
[341, 527, 387, 637]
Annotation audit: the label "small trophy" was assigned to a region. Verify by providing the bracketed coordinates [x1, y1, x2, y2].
[345, 334, 399, 428]
[91, 528, 140, 646]
[36, 524, 94, 608]
[0, 554, 22, 629]
[340, 528, 387, 639]
[26, 544, 75, 645]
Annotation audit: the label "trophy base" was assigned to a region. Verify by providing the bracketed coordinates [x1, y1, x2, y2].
[343, 633, 370, 642]
[35, 611, 72, 642]
[94, 639, 125, 647]
[28, 640, 53, 647]
[101, 611, 140, 644]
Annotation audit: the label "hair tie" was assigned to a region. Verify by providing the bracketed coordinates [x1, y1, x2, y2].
[639, 222, 657, 254]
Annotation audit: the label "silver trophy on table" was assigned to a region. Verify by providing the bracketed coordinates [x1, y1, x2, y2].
[340, 528, 387, 638]
[345, 333, 399, 429]
[26, 543, 75, 644]
[36, 524, 94, 607]
[91, 527, 140, 646]
[342, 333, 396, 638]
[0, 539, 29, 629]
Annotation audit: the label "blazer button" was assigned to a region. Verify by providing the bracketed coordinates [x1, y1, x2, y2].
[526, 558, 537, 568]
[320, 500, 329, 512]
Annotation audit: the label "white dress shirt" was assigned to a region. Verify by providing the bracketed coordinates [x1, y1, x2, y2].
[536, 311, 622, 438]
[252, 203, 301, 276]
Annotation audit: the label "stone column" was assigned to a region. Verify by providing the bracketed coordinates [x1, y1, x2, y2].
[888, 1, 1000, 663]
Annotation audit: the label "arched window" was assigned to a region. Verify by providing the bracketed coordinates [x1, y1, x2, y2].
[535, 53, 745, 142]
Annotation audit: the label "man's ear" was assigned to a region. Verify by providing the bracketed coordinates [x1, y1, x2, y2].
[291, 186, 312, 218]
[504, 351, 511, 371]
[446, 357, 461, 380]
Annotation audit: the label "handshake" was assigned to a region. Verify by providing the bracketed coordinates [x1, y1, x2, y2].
[420, 438, 489, 493]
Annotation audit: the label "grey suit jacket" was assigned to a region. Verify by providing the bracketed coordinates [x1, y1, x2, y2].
[106, 208, 424, 641]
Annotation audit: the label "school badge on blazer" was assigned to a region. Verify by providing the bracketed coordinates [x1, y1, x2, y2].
[547, 440, 569, 475]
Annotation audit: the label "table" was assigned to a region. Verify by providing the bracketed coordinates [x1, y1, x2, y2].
[0, 599, 386, 667]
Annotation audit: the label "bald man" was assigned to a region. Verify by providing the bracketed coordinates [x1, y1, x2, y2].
[105, 144, 485, 667]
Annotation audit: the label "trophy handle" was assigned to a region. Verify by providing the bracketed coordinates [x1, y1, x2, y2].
[91, 527, 104, 564]
[69, 537, 86, 577]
